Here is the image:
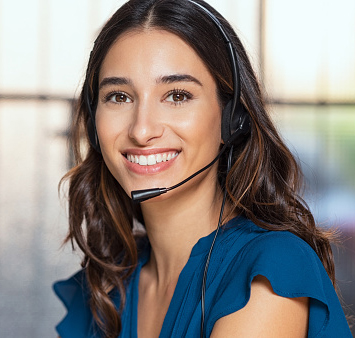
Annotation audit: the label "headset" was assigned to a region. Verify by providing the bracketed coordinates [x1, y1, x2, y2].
[84, 0, 251, 337]
[85, 1, 250, 153]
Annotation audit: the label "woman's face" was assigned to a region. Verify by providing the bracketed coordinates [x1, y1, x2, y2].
[96, 29, 222, 200]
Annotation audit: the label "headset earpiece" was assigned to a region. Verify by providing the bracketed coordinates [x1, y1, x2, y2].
[221, 99, 251, 145]
[221, 100, 233, 143]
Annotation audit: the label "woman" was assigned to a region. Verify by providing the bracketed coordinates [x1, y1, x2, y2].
[53, 0, 352, 337]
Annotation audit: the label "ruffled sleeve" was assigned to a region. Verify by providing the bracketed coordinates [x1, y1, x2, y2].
[53, 269, 94, 338]
[206, 231, 351, 337]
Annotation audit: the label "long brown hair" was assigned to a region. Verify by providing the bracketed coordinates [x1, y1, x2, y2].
[61, 0, 336, 336]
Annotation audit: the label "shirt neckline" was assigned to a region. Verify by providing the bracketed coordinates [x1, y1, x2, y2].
[132, 216, 247, 336]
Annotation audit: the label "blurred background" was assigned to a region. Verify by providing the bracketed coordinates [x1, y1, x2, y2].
[0, 0, 354, 336]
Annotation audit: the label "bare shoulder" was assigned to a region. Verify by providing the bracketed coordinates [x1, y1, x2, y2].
[210, 275, 309, 337]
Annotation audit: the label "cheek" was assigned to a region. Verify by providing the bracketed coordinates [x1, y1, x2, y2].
[95, 110, 123, 151]
[176, 113, 221, 166]
[95, 111, 127, 183]
[194, 90, 222, 146]
[96, 110, 110, 146]
[192, 107, 222, 148]
[96, 125, 129, 193]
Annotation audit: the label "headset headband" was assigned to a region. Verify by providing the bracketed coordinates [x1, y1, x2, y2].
[85, 0, 250, 153]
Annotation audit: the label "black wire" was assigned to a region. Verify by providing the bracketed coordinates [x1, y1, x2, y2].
[200, 145, 234, 338]
[167, 141, 231, 193]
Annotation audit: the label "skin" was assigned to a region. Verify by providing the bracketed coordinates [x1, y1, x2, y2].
[211, 276, 309, 337]
[95, 29, 309, 337]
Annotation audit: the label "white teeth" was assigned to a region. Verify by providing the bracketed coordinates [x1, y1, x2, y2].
[138, 155, 147, 165]
[147, 155, 156, 165]
[127, 152, 178, 166]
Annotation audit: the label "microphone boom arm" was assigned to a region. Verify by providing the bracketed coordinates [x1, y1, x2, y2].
[130, 115, 250, 203]
[132, 140, 229, 203]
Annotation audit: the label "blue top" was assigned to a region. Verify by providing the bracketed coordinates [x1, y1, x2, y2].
[53, 217, 352, 337]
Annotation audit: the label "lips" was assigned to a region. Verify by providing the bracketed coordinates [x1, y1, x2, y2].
[123, 149, 179, 174]
[126, 151, 179, 166]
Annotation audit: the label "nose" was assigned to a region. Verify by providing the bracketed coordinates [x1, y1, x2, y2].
[128, 99, 164, 145]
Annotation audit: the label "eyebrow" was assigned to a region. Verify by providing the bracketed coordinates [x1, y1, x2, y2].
[157, 74, 203, 86]
[99, 73, 203, 90]
[99, 77, 132, 90]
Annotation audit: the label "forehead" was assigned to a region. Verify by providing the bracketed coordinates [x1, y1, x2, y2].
[99, 28, 214, 83]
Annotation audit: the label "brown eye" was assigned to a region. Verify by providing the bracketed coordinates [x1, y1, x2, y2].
[106, 92, 132, 104]
[116, 94, 127, 102]
[172, 93, 185, 102]
[165, 90, 192, 104]
[113, 93, 131, 103]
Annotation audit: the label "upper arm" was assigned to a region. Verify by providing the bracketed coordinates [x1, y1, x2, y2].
[210, 275, 309, 338]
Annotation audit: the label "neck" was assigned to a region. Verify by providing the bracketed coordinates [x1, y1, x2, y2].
[140, 177, 224, 284]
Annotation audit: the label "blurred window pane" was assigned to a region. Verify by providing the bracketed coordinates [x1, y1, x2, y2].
[264, 0, 355, 102]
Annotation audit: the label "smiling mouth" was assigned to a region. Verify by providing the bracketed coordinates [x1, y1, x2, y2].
[125, 151, 179, 166]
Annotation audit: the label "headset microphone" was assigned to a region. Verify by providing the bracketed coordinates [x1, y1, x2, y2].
[131, 113, 250, 203]
[131, 149, 220, 203]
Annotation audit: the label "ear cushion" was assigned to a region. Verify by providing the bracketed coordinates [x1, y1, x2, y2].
[221, 100, 251, 144]
[221, 100, 233, 143]
[87, 117, 101, 153]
